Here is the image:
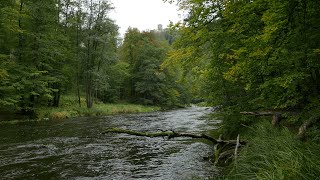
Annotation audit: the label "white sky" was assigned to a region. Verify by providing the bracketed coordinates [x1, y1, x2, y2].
[109, 0, 181, 37]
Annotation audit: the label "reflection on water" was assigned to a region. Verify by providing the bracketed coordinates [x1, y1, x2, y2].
[0, 106, 220, 179]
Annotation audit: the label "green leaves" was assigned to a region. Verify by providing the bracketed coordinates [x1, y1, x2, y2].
[169, 0, 320, 130]
[118, 28, 187, 107]
[0, 0, 120, 111]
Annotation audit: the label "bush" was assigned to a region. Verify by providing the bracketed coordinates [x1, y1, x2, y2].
[50, 111, 70, 120]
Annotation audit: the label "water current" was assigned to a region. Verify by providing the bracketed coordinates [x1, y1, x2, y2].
[0, 106, 221, 180]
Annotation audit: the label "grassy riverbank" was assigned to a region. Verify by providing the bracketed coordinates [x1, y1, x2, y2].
[37, 103, 160, 120]
[219, 120, 320, 179]
[36, 96, 160, 120]
[0, 95, 160, 123]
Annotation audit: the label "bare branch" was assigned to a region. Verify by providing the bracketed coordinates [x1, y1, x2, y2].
[102, 128, 247, 145]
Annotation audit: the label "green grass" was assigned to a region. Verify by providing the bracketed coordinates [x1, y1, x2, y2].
[221, 120, 320, 180]
[35, 95, 160, 120]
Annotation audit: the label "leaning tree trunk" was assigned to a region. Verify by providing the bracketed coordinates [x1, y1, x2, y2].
[298, 117, 319, 139]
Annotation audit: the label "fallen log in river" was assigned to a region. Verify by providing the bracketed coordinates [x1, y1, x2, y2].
[102, 128, 247, 165]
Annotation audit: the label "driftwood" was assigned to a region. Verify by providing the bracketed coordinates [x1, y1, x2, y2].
[103, 128, 246, 145]
[213, 134, 241, 166]
[103, 128, 246, 165]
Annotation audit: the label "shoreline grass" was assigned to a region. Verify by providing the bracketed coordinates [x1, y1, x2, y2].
[0, 95, 160, 124]
[220, 120, 320, 180]
[36, 103, 160, 120]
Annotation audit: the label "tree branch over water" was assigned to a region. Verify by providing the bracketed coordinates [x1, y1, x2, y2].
[102, 128, 246, 145]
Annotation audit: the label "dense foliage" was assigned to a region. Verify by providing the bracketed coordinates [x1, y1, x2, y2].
[165, 0, 320, 178]
[167, 0, 320, 135]
[118, 28, 190, 108]
[0, 0, 187, 116]
[0, 0, 119, 112]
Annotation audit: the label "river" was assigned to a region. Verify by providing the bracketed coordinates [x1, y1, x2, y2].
[0, 106, 221, 180]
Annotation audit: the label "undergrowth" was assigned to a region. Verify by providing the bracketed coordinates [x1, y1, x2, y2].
[220, 120, 320, 180]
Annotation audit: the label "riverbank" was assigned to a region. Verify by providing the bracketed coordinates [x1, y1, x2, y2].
[37, 103, 160, 120]
[0, 95, 161, 124]
[218, 119, 320, 179]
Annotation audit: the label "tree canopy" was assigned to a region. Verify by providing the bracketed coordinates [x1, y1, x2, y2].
[0, 0, 189, 115]
[0, 0, 118, 112]
[166, 0, 320, 134]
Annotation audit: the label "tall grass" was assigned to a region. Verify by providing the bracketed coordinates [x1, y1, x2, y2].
[222, 120, 320, 180]
[36, 95, 160, 120]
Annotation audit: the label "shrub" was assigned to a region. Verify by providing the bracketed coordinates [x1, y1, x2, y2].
[50, 111, 70, 120]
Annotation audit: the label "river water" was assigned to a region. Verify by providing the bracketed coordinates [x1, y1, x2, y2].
[0, 106, 221, 180]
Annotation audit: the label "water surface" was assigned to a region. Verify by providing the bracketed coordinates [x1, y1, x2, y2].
[0, 106, 220, 179]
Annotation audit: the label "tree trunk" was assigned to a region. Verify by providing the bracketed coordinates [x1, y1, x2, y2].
[76, 15, 81, 107]
[298, 118, 319, 139]
[85, 35, 93, 108]
[18, 0, 24, 61]
[52, 83, 60, 107]
[86, 77, 94, 108]
[77, 79, 81, 107]
[272, 113, 282, 126]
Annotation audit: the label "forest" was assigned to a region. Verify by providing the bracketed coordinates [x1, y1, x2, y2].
[1, 0, 320, 179]
[0, 0, 191, 118]
[166, 0, 320, 178]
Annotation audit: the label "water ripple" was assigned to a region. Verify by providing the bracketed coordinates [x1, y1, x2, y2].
[0, 106, 220, 179]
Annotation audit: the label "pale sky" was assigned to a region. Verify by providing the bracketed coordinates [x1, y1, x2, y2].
[109, 0, 181, 37]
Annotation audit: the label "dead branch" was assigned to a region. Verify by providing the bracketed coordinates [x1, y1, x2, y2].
[242, 111, 320, 138]
[102, 128, 247, 145]
[240, 111, 275, 116]
[298, 117, 319, 139]
[103, 128, 248, 166]
[234, 134, 240, 160]
[240, 111, 283, 126]
[217, 149, 234, 165]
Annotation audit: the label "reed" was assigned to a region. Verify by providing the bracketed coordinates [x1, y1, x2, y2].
[222, 120, 320, 180]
